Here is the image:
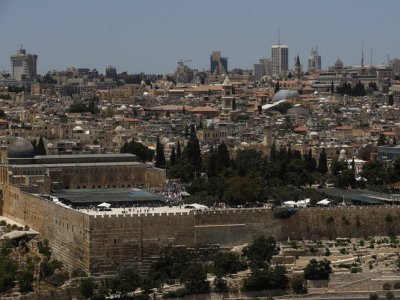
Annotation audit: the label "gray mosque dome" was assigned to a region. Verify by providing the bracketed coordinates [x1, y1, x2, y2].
[272, 89, 299, 102]
[5, 137, 35, 158]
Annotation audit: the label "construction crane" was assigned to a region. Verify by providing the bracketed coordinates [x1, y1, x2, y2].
[177, 59, 192, 66]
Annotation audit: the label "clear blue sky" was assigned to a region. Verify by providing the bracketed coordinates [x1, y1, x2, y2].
[1, 0, 399, 75]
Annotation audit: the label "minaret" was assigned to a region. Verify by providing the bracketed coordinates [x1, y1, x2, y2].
[295, 55, 301, 80]
[361, 41, 364, 68]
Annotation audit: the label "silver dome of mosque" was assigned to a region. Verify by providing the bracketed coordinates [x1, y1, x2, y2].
[272, 89, 299, 102]
[0, 137, 36, 158]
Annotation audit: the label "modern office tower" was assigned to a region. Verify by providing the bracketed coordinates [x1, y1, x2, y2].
[253, 58, 272, 81]
[271, 44, 288, 77]
[106, 65, 117, 79]
[210, 51, 228, 75]
[308, 47, 322, 73]
[390, 58, 400, 76]
[10, 47, 37, 81]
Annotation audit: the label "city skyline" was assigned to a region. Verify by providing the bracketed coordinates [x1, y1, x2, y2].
[1, 0, 400, 74]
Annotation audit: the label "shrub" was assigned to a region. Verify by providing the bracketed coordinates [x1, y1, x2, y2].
[383, 283, 392, 290]
[393, 282, 400, 289]
[80, 278, 94, 299]
[326, 216, 334, 224]
[386, 291, 395, 300]
[304, 259, 332, 280]
[290, 274, 307, 294]
[71, 268, 87, 278]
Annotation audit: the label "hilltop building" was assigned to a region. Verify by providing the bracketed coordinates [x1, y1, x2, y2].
[271, 44, 289, 77]
[10, 47, 37, 81]
[210, 51, 228, 75]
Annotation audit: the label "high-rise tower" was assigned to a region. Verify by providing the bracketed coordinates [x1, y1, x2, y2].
[271, 44, 289, 77]
[10, 47, 37, 81]
[307, 47, 321, 73]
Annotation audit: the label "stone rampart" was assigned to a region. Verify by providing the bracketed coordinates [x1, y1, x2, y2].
[5, 186, 400, 275]
[2, 185, 90, 273]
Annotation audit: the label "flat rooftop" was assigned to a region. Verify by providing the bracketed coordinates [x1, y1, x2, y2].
[52, 188, 166, 206]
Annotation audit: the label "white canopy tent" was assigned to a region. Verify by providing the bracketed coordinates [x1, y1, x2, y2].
[97, 202, 111, 208]
[282, 201, 296, 207]
[316, 199, 331, 206]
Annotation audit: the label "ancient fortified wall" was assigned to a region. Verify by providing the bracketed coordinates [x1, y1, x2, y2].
[3, 185, 400, 275]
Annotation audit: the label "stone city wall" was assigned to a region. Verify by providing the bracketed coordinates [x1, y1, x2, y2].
[2, 185, 91, 273]
[4, 186, 400, 275]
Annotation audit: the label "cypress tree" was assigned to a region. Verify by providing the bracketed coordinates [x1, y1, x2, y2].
[330, 81, 334, 93]
[186, 125, 202, 171]
[305, 148, 316, 173]
[31, 140, 37, 154]
[388, 94, 394, 106]
[286, 144, 292, 162]
[270, 141, 277, 161]
[184, 124, 189, 138]
[216, 143, 230, 173]
[170, 147, 176, 165]
[317, 148, 328, 175]
[36, 137, 46, 155]
[207, 146, 217, 178]
[274, 81, 280, 93]
[155, 137, 166, 168]
[176, 140, 182, 159]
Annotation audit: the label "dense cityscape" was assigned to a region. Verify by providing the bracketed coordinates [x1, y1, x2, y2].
[3, 1, 400, 300]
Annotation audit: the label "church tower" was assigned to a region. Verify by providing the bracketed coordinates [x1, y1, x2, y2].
[295, 55, 301, 80]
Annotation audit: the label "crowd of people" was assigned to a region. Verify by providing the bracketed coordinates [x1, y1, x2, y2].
[149, 179, 190, 203]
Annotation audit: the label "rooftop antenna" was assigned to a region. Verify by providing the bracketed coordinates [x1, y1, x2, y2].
[370, 48, 373, 66]
[278, 28, 280, 45]
[361, 41, 364, 68]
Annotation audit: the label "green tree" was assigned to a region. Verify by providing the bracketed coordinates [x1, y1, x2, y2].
[274, 81, 280, 93]
[213, 252, 245, 276]
[216, 143, 230, 174]
[290, 274, 307, 294]
[388, 94, 394, 106]
[361, 159, 386, 186]
[80, 278, 94, 299]
[386, 291, 394, 300]
[330, 159, 348, 176]
[111, 268, 141, 296]
[234, 149, 261, 177]
[185, 125, 202, 172]
[180, 263, 210, 294]
[304, 259, 332, 280]
[270, 141, 277, 161]
[155, 137, 166, 168]
[243, 236, 277, 268]
[317, 148, 328, 175]
[176, 140, 182, 159]
[304, 149, 316, 173]
[244, 265, 287, 291]
[213, 276, 228, 293]
[121, 139, 154, 162]
[17, 268, 34, 293]
[378, 134, 387, 146]
[330, 81, 334, 93]
[36, 136, 47, 155]
[207, 146, 217, 178]
[223, 176, 261, 206]
[369, 293, 379, 300]
[170, 147, 176, 166]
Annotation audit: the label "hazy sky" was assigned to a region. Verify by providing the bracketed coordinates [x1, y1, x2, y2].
[1, 0, 399, 75]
